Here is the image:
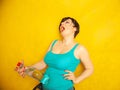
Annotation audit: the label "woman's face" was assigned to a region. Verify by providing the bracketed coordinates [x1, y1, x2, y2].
[59, 19, 76, 37]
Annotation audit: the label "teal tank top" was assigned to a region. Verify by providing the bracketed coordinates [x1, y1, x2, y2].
[41, 40, 81, 90]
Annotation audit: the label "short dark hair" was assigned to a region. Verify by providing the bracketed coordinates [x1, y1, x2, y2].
[59, 17, 80, 38]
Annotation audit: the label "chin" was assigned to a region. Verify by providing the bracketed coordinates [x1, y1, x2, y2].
[60, 31, 72, 37]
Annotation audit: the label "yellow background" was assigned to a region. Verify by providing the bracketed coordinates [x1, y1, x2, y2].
[0, 0, 120, 90]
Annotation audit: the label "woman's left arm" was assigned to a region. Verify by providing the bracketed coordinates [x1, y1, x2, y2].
[64, 45, 94, 84]
[74, 46, 94, 83]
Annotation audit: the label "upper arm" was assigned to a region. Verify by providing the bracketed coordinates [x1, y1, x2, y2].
[78, 46, 94, 71]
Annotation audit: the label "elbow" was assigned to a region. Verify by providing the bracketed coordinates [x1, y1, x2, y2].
[90, 67, 94, 75]
[86, 67, 94, 76]
[89, 67, 94, 76]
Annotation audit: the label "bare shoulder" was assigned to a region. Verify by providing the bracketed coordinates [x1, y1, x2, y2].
[77, 44, 88, 53]
[47, 39, 57, 52]
[75, 43, 90, 59]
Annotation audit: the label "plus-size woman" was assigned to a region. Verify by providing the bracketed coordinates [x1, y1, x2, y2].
[16, 17, 94, 90]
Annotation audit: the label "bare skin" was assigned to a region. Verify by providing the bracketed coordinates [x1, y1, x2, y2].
[16, 18, 94, 84]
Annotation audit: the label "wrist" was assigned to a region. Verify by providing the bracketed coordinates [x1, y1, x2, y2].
[73, 78, 79, 84]
[25, 66, 36, 73]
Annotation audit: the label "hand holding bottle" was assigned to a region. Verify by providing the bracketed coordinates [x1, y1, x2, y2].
[15, 60, 44, 80]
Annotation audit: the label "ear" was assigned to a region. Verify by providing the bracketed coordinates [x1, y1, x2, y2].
[73, 27, 77, 32]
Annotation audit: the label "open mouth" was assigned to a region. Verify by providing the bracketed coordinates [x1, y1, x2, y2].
[60, 26, 65, 32]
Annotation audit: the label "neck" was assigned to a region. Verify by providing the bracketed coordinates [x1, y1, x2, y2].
[61, 36, 75, 45]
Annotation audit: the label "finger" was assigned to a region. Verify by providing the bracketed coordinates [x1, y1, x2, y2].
[18, 66, 24, 73]
[64, 74, 72, 79]
[20, 70, 26, 76]
[64, 76, 69, 80]
[19, 68, 23, 73]
[22, 72, 26, 78]
[20, 71, 25, 77]
[63, 74, 70, 77]
[22, 66, 26, 72]
[64, 70, 72, 74]
[18, 67, 25, 74]
[64, 76, 72, 80]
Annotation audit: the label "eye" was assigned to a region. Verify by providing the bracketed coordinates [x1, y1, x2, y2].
[65, 21, 69, 23]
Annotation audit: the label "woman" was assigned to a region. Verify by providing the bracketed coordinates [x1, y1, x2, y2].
[17, 17, 94, 90]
